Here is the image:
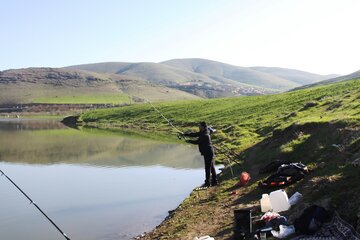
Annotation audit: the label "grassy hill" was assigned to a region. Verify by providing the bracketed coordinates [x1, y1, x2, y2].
[0, 59, 344, 106]
[162, 58, 300, 90]
[66, 60, 280, 97]
[293, 69, 360, 90]
[250, 66, 339, 85]
[79, 79, 360, 238]
[64, 62, 132, 74]
[66, 62, 217, 85]
[68, 59, 339, 96]
[0, 67, 200, 105]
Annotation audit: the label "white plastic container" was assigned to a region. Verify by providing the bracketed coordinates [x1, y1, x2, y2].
[193, 236, 215, 240]
[269, 189, 290, 213]
[260, 194, 272, 212]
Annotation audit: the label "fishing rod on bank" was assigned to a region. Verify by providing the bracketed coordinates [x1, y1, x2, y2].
[0, 169, 71, 240]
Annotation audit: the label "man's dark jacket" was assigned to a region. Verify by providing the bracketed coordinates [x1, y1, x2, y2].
[184, 130, 214, 156]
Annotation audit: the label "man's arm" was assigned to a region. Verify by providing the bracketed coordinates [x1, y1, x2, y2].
[183, 132, 200, 137]
[186, 139, 199, 145]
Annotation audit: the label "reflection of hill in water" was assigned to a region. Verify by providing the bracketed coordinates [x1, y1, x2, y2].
[0, 118, 67, 131]
[0, 120, 203, 169]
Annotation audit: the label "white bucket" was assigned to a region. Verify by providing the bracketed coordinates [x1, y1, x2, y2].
[269, 189, 290, 213]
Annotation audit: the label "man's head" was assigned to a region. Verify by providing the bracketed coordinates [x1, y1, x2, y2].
[199, 121, 207, 132]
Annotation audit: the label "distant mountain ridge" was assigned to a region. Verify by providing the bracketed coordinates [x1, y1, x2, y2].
[0, 58, 341, 105]
[249, 66, 340, 85]
[66, 58, 339, 96]
[161, 58, 298, 90]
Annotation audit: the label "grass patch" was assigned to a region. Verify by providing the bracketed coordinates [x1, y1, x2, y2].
[80, 79, 360, 162]
[78, 79, 360, 237]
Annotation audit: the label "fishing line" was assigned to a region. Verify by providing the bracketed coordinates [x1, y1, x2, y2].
[141, 96, 183, 134]
[0, 169, 71, 240]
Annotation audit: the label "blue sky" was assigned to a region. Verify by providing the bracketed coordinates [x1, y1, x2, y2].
[1, 0, 359, 74]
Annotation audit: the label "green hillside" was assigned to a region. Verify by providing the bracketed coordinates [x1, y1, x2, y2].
[81, 79, 359, 146]
[0, 67, 200, 105]
[80, 79, 360, 238]
[293, 69, 360, 91]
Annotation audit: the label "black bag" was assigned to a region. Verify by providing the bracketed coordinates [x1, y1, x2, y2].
[259, 160, 292, 174]
[259, 172, 304, 188]
[259, 162, 308, 188]
[294, 205, 332, 235]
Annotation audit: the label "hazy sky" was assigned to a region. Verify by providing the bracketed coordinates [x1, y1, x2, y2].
[1, 0, 359, 74]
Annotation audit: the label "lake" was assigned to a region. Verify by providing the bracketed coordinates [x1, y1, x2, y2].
[0, 119, 208, 240]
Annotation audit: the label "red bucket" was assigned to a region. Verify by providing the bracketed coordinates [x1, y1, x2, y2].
[238, 172, 251, 186]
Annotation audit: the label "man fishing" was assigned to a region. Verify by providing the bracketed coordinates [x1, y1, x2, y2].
[182, 122, 218, 187]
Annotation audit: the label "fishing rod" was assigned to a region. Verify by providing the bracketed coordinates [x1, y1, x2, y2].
[141, 96, 183, 134]
[140, 96, 243, 170]
[0, 169, 71, 240]
[216, 145, 243, 167]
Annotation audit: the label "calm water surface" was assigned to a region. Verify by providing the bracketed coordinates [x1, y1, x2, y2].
[0, 119, 208, 240]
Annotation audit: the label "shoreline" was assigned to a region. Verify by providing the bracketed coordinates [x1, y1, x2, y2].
[76, 122, 241, 240]
[60, 79, 360, 239]
[75, 121, 360, 239]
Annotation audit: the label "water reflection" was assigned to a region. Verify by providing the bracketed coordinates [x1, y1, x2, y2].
[0, 119, 206, 240]
[0, 119, 203, 169]
[0, 118, 67, 131]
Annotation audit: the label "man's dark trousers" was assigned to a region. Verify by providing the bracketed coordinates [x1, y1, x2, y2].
[204, 152, 217, 185]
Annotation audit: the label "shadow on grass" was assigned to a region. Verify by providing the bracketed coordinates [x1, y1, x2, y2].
[216, 120, 360, 228]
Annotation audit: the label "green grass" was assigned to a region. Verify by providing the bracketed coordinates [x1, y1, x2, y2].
[78, 78, 360, 233]
[81, 79, 360, 153]
[33, 94, 130, 104]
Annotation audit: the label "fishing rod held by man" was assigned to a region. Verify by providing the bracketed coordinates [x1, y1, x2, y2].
[181, 122, 218, 188]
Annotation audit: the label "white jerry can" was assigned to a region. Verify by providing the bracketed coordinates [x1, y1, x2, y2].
[260, 194, 272, 212]
[269, 189, 290, 213]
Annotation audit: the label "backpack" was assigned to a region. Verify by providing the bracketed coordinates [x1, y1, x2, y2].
[294, 205, 332, 235]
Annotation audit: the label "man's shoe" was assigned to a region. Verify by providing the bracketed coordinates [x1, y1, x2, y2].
[203, 182, 210, 188]
[211, 181, 218, 186]
[195, 182, 210, 191]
